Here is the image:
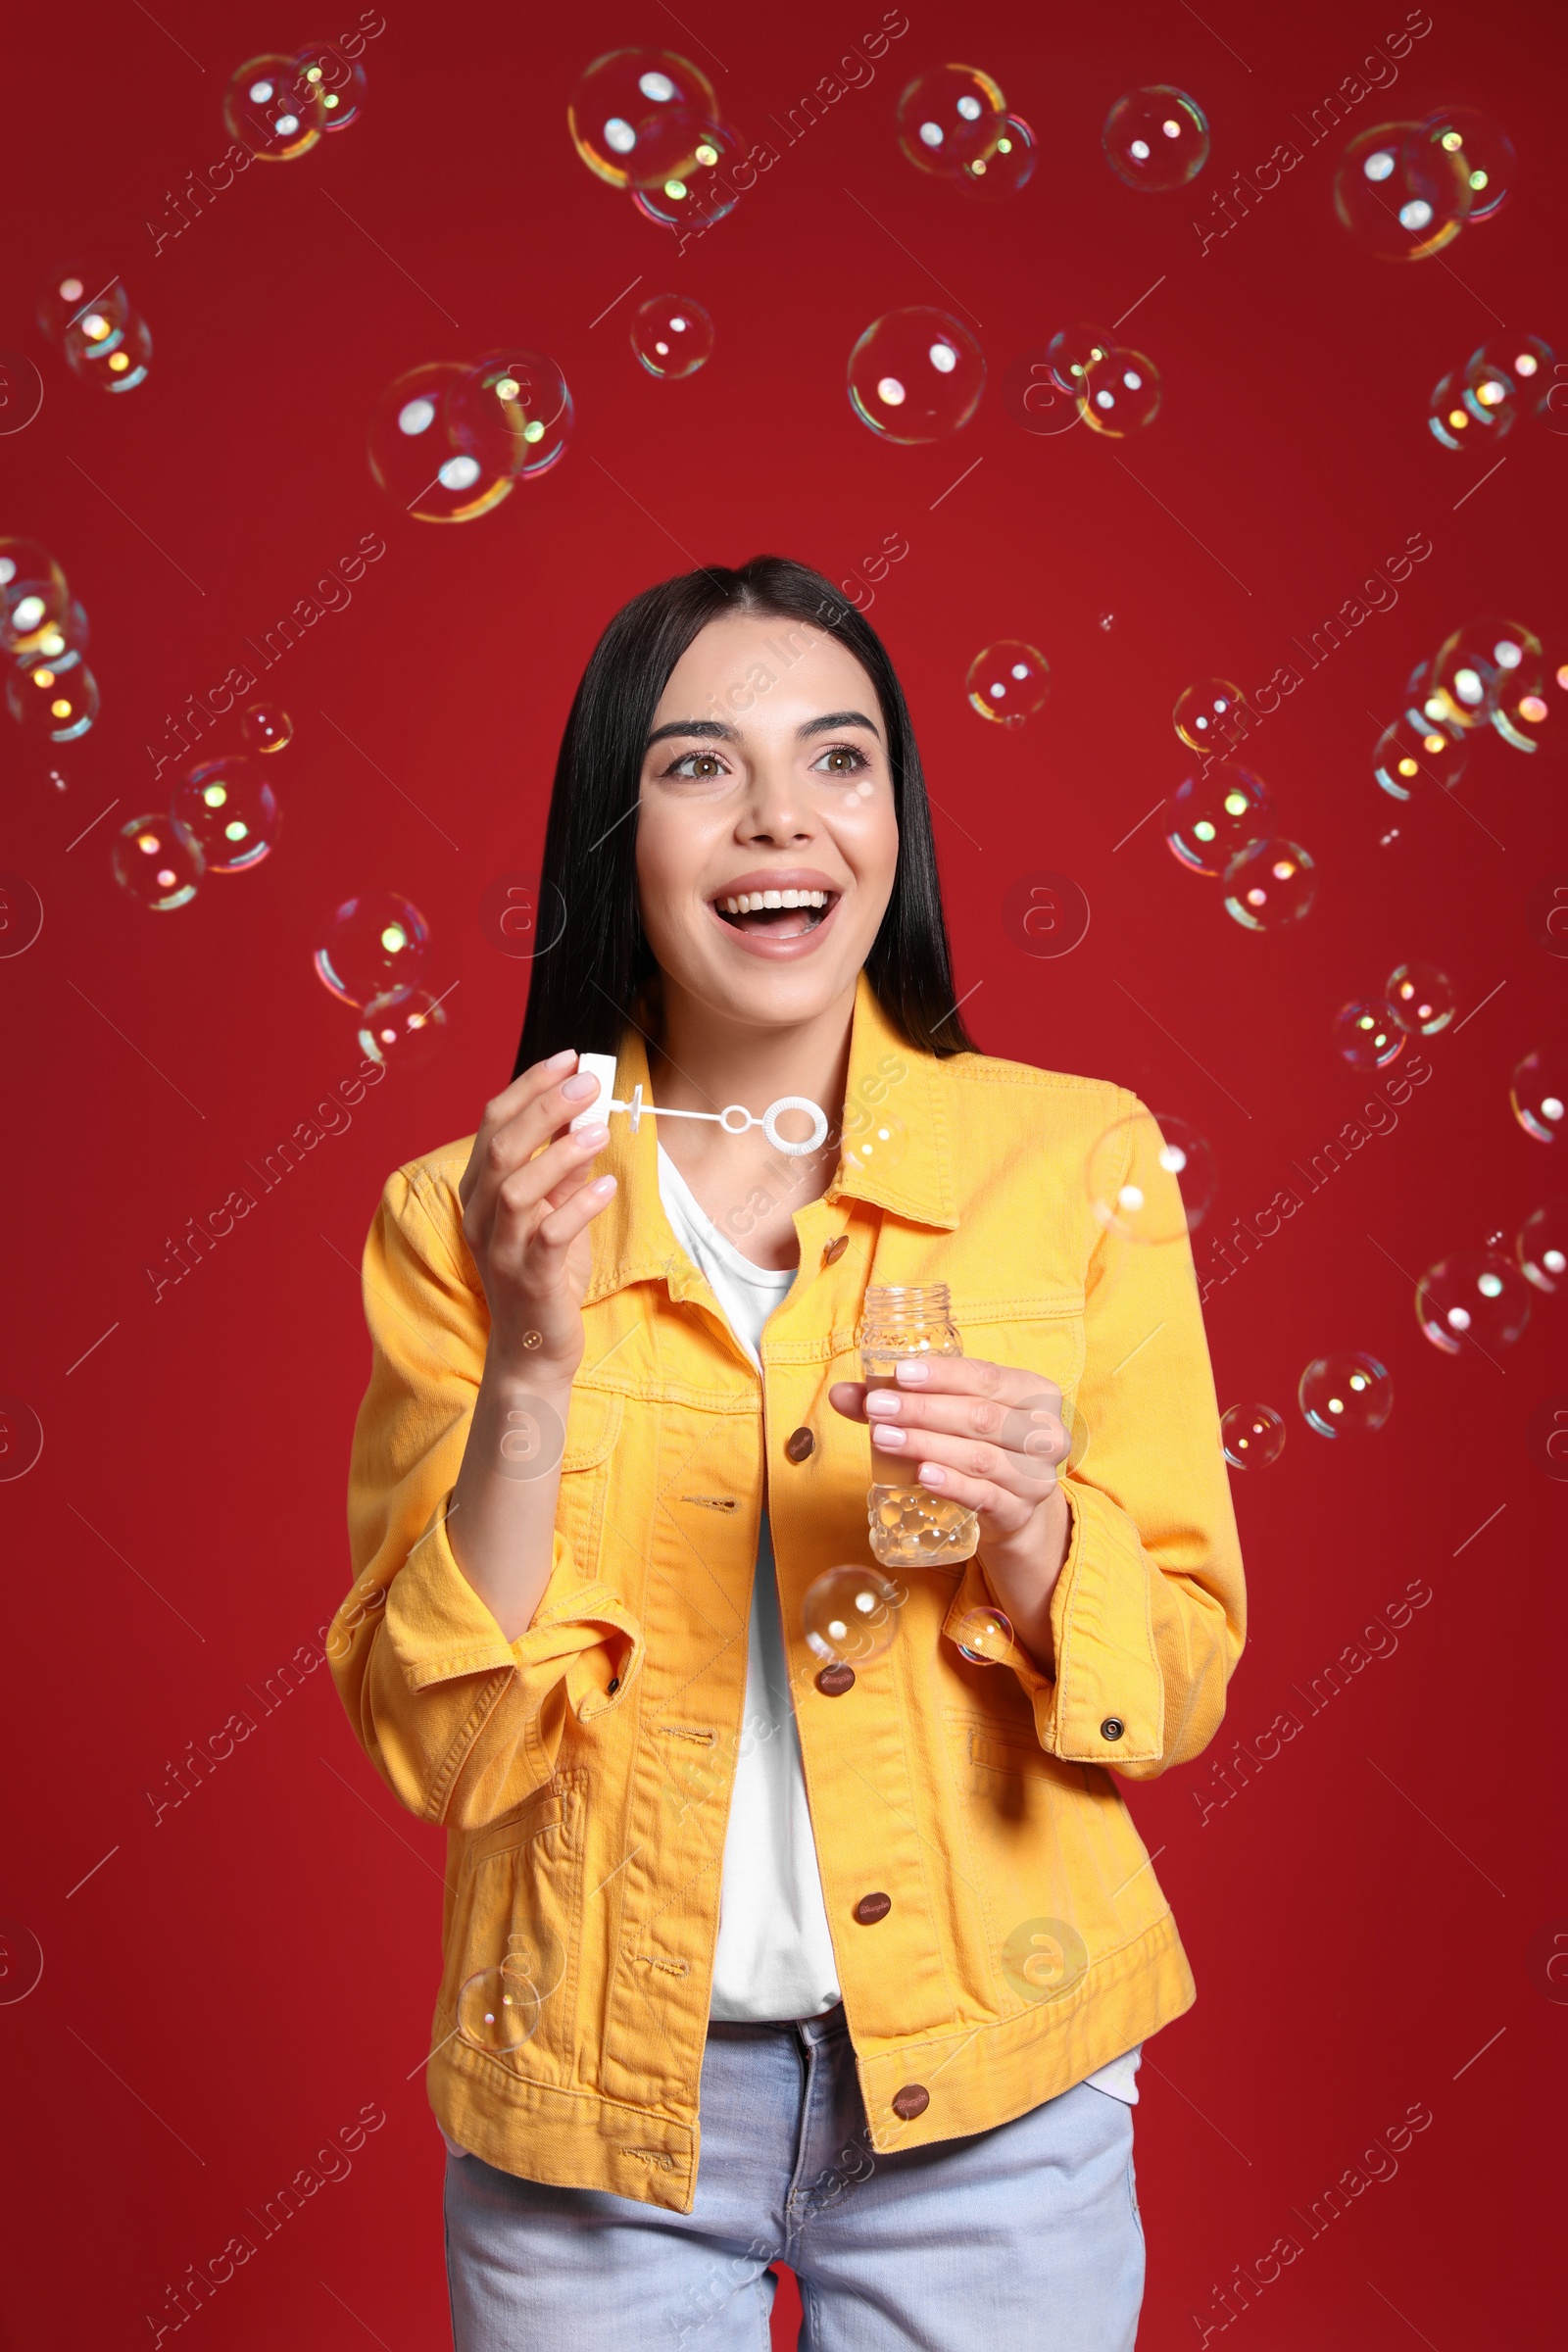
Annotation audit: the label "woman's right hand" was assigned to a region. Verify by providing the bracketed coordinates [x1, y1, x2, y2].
[458, 1049, 617, 1380]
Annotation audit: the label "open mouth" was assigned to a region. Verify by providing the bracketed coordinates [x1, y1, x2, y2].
[711, 887, 839, 940]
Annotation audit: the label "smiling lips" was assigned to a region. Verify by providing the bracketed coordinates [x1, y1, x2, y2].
[709, 877, 843, 953]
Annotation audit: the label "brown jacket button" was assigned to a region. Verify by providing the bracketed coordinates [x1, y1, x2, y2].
[1101, 1717, 1125, 1741]
[784, 1427, 815, 1462]
[892, 2084, 929, 2121]
[815, 1663, 856, 1696]
[822, 1235, 849, 1264]
[854, 1891, 892, 1925]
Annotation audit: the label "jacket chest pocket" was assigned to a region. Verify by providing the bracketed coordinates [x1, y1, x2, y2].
[442, 1771, 589, 2092]
[957, 1309, 1086, 1423]
[553, 1388, 624, 1585]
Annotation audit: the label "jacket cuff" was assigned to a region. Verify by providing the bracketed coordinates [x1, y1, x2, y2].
[1035, 1478, 1165, 1764]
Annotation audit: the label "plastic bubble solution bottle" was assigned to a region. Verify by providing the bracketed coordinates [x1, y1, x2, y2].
[858, 1283, 980, 1567]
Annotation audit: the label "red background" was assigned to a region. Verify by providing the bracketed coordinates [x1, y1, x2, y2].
[2, 2, 1564, 2345]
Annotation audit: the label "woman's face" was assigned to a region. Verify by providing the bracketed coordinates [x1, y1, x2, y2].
[634, 612, 901, 1032]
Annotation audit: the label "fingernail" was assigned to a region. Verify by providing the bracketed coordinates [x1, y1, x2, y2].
[544, 1048, 575, 1068]
[920, 1463, 947, 1486]
[575, 1121, 610, 1147]
[591, 1174, 616, 1195]
[873, 1425, 908, 1447]
[562, 1071, 598, 1100]
[865, 1391, 902, 1415]
[895, 1360, 930, 1383]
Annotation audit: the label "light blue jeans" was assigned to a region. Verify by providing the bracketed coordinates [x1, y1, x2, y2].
[444, 2004, 1145, 2349]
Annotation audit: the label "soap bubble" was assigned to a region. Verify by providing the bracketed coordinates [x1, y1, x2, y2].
[35, 264, 125, 347]
[294, 38, 368, 131]
[453, 349, 573, 481]
[630, 118, 746, 230]
[1373, 712, 1468, 799]
[1511, 1047, 1568, 1144]
[1333, 122, 1471, 260]
[631, 294, 713, 379]
[954, 1604, 1013, 1663]
[847, 308, 984, 443]
[1298, 1351, 1394, 1437]
[1427, 368, 1476, 451]
[368, 362, 515, 521]
[358, 984, 451, 1070]
[457, 1960, 540, 2057]
[242, 703, 292, 755]
[1385, 961, 1454, 1034]
[224, 54, 328, 160]
[1165, 765, 1272, 877]
[1046, 322, 1115, 394]
[843, 1101, 910, 1176]
[1333, 1002, 1406, 1070]
[1174, 679, 1249, 756]
[64, 301, 152, 393]
[0, 348, 44, 435]
[1405, 108, 1516, 223]
[1079, 346, 1160, 436]
[965, 640, 1050, 726]
[1461, 336, 1553, 435]
[956, 115, 1036, 200]
[1223, 839, 1316, 931]
[0, 538, 70, 659]
[1102, 85, 1209, 190]
[315, 891, 428, 1006]
[1086, 1109, 1216, 1244]
[6, 652, 99, 743]
[1432, 615, 1540, 729]
[1002, 1916, 1089, 2005]
[1518, 1200, 1568, 1293]
[896, 65, 1007, 176]
[1416, 1251, 1532, 1354]
[172, 758, 279, 872]
[1220, 1403, 1286, 1469]
[1493, 639, 1568, 752]
[566, 49, 718, 187]
[803, 1565, 904, 1666]
[113, 813, 202, 911]
[28, 599, 89, 663]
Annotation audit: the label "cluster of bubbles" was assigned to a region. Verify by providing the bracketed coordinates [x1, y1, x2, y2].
[36, 266, 150, 394]
[113, 705, 292, 913]
[895, 63, 1036, 201]
[1375, 614, 1567, 806]
[1086, 1108, 1218, 1245]
[1333, 959, 1454, 1071]
[1101, 86, 1209, 191]
[1334, 107, 1513, 263]
[631, 294, 714, 380]
[1221, 1351, 1395, 1464]
[1, 537, 100, 746]
[966, 640, 1050, 726]
[368, 352, 572, 522]
[568, 50, 743, 238]
[1165, 682, 1313, 932]
[1428, 333, 1564, 453]
[222, 40, 368, 161]
[314, 888, 449, 1070]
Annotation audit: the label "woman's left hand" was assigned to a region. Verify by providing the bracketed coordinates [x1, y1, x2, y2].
[827, 1359, 1073, 1672]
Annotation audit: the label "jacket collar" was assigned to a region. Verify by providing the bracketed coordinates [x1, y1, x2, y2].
[582, 969, 959, 1308]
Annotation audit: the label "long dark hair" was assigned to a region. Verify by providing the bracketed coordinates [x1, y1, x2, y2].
[511, 555, 978, 1078]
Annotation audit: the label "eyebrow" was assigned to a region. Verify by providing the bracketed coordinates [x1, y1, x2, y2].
[643, 709, 883, 752]
[645, 717, 737, 749]
[799, 709, 882, 742]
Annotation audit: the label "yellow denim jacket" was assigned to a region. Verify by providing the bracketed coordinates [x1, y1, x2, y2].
[329, 971, 1246, 2214]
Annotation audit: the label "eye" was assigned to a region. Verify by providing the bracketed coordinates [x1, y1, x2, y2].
[812, 743, 870, 776]
[664, 749, 728, 781]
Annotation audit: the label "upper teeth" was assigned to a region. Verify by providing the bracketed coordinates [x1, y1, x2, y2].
[718, 888, 831, 913]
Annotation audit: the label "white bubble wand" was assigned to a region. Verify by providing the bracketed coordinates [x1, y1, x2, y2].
[568, 1054, 829, 1156]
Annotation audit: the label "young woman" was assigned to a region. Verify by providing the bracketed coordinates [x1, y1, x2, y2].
[330, 556, 1246, 2350]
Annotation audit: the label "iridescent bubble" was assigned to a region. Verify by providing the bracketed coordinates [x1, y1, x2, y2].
[1298, 1351, 1394, 1437]
[0, 537, 70, 659]
[357, 984, 451, 1071]
[1333, 121, 1471, 260]
[1174, 678, 1248, 755]
[1079, 346, 1160, 436]
[631, 295, 714, 379]
[1518, 1200, 1568, 1293]
[1431, 614, 1541, 730]
[1333, 1001, 1405, 1070]
[223, 53, 328, 160]
[566, 49, 718, 188]
[1046, 322, 1114, 394]
[803, 1565, 904, 1666]
[1416, 1251, 1532, 1354]
[1492, 639, 1568, 753]
[0, 348, 44, 435]
[1461, 336, 1554, 436]
[1427, 368, 1477, 451]
[1385, 961, 1454, 1034]
[368, 363, 514, 522]
[35, 265, 125, 347]
[64, 302, 152, 394]
[965, 640, 1050, 726]
[1102, 85, 1210, 190]
[843, 1102, 910, 1176]
[956, 114, 1036, 200]
[28, 599, 89, 663]
[1086, 1109, 1217, 1244]
[1165, 765, 1272, 877]
[847, 308, 984, 443]
[1223, 839, 1316, 931]
[1220, 1403, 1286, 1469]
[896, 65, 1007, 176]
[457, 1960, 540, 2057]
[172, 758, 279, 872]
[6, 651, 99, 743]
[315, 891, 429, 1007]
[454, 350, 573, 481]
[1372, 712, 1468, 799]
[630, 119, 746, 230]
[242, 703, 292, 755]
[1511, 1047, 1568, 1144]
[954, 1604, 1013, 1664]
[1405, 108, 1516, 222]
[113, 813, 202, 911]
[293, 37, 368, 131]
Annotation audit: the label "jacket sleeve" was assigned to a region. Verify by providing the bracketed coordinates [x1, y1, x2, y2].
[1011, 1097, 1246, 1776]
[326, 1166, 644, 1829]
